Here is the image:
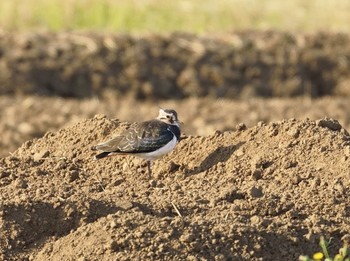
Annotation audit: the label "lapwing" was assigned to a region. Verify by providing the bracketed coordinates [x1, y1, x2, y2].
[91, 109, 181, 177]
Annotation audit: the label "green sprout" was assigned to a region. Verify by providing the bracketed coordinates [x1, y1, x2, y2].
[299, 236, 350, 261]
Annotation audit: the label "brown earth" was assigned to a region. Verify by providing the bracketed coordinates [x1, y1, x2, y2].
[1, 111, 350, 260]
[1, 31, 350, 98]
[1, 94, 350, 158]
[1, 31, 350, 260]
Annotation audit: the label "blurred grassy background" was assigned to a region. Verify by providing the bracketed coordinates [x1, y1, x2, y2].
[1, 0, 350, 33]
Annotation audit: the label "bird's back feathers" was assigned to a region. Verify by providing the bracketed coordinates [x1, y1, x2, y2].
[92, 119, 180, 157]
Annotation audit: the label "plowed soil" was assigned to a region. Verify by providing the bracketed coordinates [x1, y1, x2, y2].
[2, 95, 350, 158]
[1, 31, 350, 260]
[2, 31, 350, 98]
[1, 112, 350, 260]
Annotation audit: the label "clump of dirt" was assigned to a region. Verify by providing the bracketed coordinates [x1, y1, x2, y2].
[1, 115, 350, 260]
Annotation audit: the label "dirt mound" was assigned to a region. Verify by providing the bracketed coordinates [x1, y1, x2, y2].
[1, 116, 350, 260]
[2, 95, 350, 158]
[1, 31, 350, 98]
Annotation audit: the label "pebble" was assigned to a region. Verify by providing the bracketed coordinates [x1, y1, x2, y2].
[116, 200, 133, 210]
[149, 179, 157, 187]
[67, 170, 79, 182]
[35, 169, 46, 176]
[316, 118, 342, 131]
[250, 186, 263, 198]
[257, 121, 265, 127]
[214, 130, 222, 136]
[122, 162, 132, 172]
[94, 114, 107, 120]
[291, 175, 301, 185]
[235, 147, 245, 156]
[33, 150, 50, 161]
[250, 215, 261, 225]
[334, 183, 344, 194]
[284, 160, 298, 169]
[288, 128, 300, 138]
[168, 161, 180, 173]
[0, 171, 10, 179]
[112, 178, 124, 186]
[55, 160, 67, 170]
[179, 232, 195, 243]
[236, 123, 247, 131]
[251, 169, 262, 180]
[319, 146, 327, 152]
[14, 178, 28, 189]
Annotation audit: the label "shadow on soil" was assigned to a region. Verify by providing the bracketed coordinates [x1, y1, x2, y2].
[185, 142, 244, 176]
[2, 199, 119, 259]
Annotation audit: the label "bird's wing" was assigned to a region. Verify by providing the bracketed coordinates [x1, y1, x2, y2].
[92, 135, 125, 152]
[93, 121, 176, 154]
[118, 121, 175, 153]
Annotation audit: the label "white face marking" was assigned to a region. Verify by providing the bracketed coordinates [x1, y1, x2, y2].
[136, 135, 177, 161]
[157, 109, 179, 126]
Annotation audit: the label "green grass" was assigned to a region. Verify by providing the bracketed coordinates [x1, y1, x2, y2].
[1, 0, 350, 33]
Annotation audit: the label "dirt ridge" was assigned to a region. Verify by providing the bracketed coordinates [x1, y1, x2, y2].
[1, 116, 350, 260]
[1, 31, 350, 98]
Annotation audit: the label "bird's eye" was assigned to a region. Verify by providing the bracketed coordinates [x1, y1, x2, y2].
[166, 115, 171, 119]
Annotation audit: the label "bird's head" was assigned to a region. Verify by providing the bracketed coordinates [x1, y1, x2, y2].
[157, 108, 181, 126]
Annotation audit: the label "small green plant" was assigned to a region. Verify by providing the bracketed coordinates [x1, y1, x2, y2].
[299, 236, 350, 261]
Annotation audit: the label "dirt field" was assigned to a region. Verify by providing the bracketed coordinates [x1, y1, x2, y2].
[2, 95, 350, 159]
[1, 108, 350, 260]
[2, 31, 350, 98]
[1, 31, 350, 260]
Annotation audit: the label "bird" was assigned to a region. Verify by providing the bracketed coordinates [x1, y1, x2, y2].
[91, 108, 181, 177]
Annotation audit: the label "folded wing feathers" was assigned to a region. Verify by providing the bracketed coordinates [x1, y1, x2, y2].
[93, 120, 178, 154]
